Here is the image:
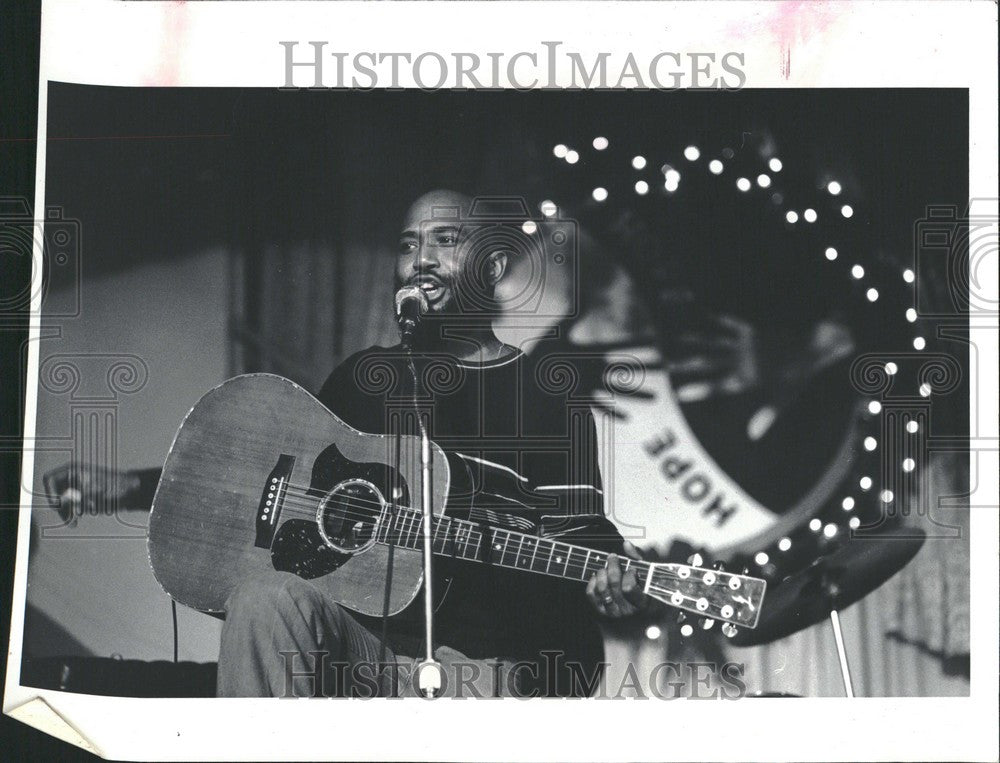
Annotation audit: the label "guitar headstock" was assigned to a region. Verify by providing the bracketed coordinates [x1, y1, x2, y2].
[643, 562, 766, 631]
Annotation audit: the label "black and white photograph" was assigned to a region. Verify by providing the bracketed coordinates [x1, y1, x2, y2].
[1, 1, 997, 760]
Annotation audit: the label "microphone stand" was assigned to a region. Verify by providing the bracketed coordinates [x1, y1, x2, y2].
[401, 322, 443, 698]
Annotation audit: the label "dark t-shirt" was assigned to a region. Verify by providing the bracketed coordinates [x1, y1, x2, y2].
[317, 340, 625, 693]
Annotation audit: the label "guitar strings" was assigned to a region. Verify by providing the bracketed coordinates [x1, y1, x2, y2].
[276, 483, 622, 559]
[271, 499, 733, 615]
[277, 486, 621, 557]
[263, 501, 726, 593]
[266, 488, 660, 579]
[277, 493, 716, 582]
[277, 499, 640, 576]
[252, 491, 747, 619]
[253, 486, 750, 600]
[276, 482, 735, 581]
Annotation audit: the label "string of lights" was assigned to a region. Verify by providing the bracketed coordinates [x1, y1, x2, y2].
[527, 133, 936, 609]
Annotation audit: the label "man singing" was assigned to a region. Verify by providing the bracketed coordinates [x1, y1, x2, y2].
[51, 189, 648, 698]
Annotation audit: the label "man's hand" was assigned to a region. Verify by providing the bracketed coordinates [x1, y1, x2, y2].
[42, 462, 138, 522]
[586, 541, 647, 619]
[665, 313, 762, 403]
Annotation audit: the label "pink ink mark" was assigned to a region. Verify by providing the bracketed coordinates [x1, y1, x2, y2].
[775, 1, 841, 79]
[726, 1, 841, 80]
[143, 2, 190, 87]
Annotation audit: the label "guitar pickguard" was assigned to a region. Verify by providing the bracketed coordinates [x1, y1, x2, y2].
[270, 519, 349, 578]
[269, 441, 410, 579]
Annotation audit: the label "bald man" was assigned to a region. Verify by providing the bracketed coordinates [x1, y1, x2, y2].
[223, 190, 649, 697]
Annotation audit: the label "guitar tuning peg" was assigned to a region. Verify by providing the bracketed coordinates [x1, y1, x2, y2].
[676, 611, 687, 623]
[699, 617, 715, 631]
[741, 566, 750, 576]
[722, 623, 739, 638]
[679, 622, 694, 638]
[687, 552, 704, 567]
[712, 560, 726, 572]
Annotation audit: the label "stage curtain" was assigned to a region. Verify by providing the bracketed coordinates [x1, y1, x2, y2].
[229, 239, 397, 393]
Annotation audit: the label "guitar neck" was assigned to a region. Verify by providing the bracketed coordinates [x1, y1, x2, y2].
[374, 506, 768, 631]
[378, 506, 649, 588]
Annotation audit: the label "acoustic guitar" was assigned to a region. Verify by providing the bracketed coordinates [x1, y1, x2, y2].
[147, 374, 766, 632]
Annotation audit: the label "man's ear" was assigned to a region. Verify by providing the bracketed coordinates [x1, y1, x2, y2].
[485, 250, 508, 286]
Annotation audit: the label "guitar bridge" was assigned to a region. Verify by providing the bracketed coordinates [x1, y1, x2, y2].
[255, 454, 295, 549]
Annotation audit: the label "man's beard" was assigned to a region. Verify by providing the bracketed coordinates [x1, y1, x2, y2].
[394, 268, 499, 349]
[395, 264, 498, 319]
[395, 271, 457, 316]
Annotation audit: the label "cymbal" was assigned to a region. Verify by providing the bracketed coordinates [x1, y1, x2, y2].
[730, 524, 925, 646]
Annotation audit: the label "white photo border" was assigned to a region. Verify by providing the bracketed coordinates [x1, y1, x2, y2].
[5, 1, 998, 760]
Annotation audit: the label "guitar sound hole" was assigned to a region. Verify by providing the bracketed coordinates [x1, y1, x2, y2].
[316, 479, 385, 554]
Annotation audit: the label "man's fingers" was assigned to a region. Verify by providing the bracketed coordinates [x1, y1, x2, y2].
[590, 556, 647, 617]
[714, 313, 754, 338]
[596, 569, 617, 610]
[675, 380, 740, 403]
[590, 568, 622, 615]
[56, 488, 84, 522]
[622, 541, 644, 561]
[594, 568, 609, 599]
[605, 554, 633, 612]
[606, 553, 622, 586]
[43, 467, 74, 506]
[621, 570, 644, 607]
[61, 487, 82, 503]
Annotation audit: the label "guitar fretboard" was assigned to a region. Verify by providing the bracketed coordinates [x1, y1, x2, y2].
[367, 506, 766, 629]
[374, 506, 648, 585]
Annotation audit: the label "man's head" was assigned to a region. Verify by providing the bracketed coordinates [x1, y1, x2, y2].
[395, 189, 509, 318]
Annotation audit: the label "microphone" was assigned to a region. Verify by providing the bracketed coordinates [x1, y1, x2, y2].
[395, 285, 428, 351]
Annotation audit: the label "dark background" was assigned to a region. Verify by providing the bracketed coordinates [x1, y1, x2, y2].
[38, 83, 967, 381]
[42, 84, 965, 289]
